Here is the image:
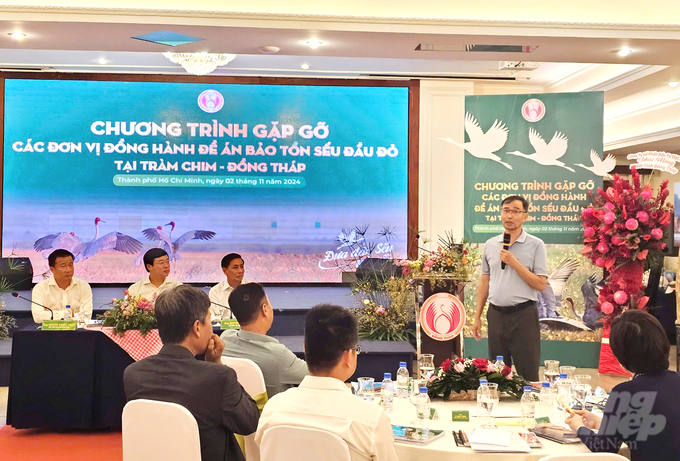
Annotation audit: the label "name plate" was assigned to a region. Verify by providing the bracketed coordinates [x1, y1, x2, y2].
[535, 416, 551, 424]
[220, 319, 240, 330]
[451, 410, 470, 422]
[41, 320, 77, 331]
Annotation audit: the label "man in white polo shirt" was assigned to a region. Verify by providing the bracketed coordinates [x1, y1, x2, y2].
[32, 249, 93, 323]
[209, 253, 249, 320]
[128, 248, 182, 300]
[472, 195, 548, 381]
[255, 304, 398, 461]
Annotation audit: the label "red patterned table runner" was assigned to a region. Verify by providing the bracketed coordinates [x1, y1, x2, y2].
[86, 326, 162, 361]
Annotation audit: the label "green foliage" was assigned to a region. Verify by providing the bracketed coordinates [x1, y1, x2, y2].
[0, 303, 17, 340]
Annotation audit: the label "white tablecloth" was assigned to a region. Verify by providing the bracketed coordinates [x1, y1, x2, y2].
[387, 397, 630, 461]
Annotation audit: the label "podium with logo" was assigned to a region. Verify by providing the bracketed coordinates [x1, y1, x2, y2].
[415, 277, 467, 370]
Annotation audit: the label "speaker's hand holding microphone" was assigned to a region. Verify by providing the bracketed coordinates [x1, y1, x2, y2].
[500, 233, 511, 270]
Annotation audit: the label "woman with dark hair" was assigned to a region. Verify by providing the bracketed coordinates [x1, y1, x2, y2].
[565, 310, 680, 460]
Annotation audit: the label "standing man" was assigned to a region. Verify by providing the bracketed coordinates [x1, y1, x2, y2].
[31, 249, 93, 323]
[472, 195, 548, 381]
[128, 248, 182, 300]
[209, 253, 248, 320]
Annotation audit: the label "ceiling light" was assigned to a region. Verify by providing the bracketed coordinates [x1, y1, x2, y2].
[258, 46, 280, 54]
[301, 63, 310, 70]
[617, 48, 632, 57]
[96, 58, 108, 65]
[162, 52, 236, 75]
[669, 81, 679, 88]
[7, 33, 26, 40]
[306, 40, 322, 49]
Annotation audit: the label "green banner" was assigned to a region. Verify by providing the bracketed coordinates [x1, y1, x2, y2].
[463, 92, 604, 244]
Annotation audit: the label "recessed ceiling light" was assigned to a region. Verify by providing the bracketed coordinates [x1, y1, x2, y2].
[301, 63, 310, 70]
[258, 46, 280, 54]
[306, 40, 322, 49]
[96, 58, 108, 65]
[617, 48, 632, 57]
[7, 32, 26, 40]
[669, 81, 679, 88]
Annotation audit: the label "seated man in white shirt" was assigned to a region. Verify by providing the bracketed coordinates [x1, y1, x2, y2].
[31, 249, 93, 323]
[255, 304, 399, 461]
[209, 253, 249, 320]
[221, 282, 308, 397]
[127, 248, 182, 300]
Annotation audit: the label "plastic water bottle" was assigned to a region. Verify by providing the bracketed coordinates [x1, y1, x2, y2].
[381, 373, 394, 413]
[477, 379, 488, 414]
[539, 382, 554, 418]
[396, 362, 410, 399]
[554, 373, 567, 394]
[64, 305, 72, 321]
[495, 355, 505, 371]
[416, 387, 431, 439]
[520, 385, 537, 428]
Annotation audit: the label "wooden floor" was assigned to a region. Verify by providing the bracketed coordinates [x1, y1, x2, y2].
[1, 346, 677, 426]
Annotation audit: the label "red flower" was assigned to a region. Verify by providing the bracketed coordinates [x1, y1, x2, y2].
[441, 359, 452, 372]
[472, 358, 489, 371]
[456, 358, 465, 363]
[501, 365, 512, 377]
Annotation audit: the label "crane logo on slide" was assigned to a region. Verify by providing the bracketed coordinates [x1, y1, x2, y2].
[420, 293, 466, 341]
[197, 90, 224, 113]
[521, 98, 545, 122]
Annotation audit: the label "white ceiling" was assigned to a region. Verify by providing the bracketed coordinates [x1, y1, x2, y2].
[1, 1, 680, 156]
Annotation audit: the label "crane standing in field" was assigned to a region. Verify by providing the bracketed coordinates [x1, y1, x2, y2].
[141, 221, 216, 261]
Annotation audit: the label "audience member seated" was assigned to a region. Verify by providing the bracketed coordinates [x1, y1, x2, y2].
[31, 249, 93, 323]
[255, 304, 399, 461]
[566, 310, 680, 460]
[124, 285, 259, 461]
[128, 248, 182, 300]
[221, 283, 308, 398]
[210, 253, 249, 320]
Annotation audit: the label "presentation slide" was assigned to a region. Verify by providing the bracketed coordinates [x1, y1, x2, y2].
[3, 79, 409, 283]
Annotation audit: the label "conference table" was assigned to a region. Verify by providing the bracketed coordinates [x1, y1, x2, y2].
[388, 398, 631, 461]
[7, 327, 133, 429]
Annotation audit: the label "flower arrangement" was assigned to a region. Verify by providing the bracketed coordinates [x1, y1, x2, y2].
[396, 232, 480, 284]
[580, 166, 673, 322]
[101, 291, 157, 336]
[427, 357, 530, 400]
[353, 276, 416, 341]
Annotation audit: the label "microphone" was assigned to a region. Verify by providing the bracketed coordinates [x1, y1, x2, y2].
[211, 301, 233, 319]
[12, 292, 54, 320]
[501, 233, 511, 270]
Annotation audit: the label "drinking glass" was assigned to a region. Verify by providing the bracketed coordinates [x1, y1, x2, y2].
[419, 354, 435, 380]
[357, 377, 375, 402]
[572, 384, 591, 412]
[543, 360, 560, 386]
[409, 379, 427, 405]
[479, 383, 499, 429]
[575, 374, 591, 385]
[560, 366, 576, 380]
[556, 379, 575, 410]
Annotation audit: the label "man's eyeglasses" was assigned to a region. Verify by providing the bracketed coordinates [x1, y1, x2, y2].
[500, 209, 526, 216]
[353, 344, 362, 354]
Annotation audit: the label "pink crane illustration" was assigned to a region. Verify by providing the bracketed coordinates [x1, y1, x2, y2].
[34, 217, 143, 262]
[142, 221, 216, 261]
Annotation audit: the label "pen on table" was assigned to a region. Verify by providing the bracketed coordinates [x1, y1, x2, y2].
[461, 430, 470, 446]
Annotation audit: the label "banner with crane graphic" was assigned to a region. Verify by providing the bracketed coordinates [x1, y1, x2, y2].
[460, 92, 606, 244]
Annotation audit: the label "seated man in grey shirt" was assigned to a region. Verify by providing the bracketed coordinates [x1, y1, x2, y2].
[221, 283, 309, 397]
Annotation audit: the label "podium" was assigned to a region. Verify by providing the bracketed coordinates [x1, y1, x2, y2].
[415, 277, 466, 369]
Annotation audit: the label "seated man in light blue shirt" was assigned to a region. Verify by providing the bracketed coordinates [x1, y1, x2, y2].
[221, 283, 308, 397]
